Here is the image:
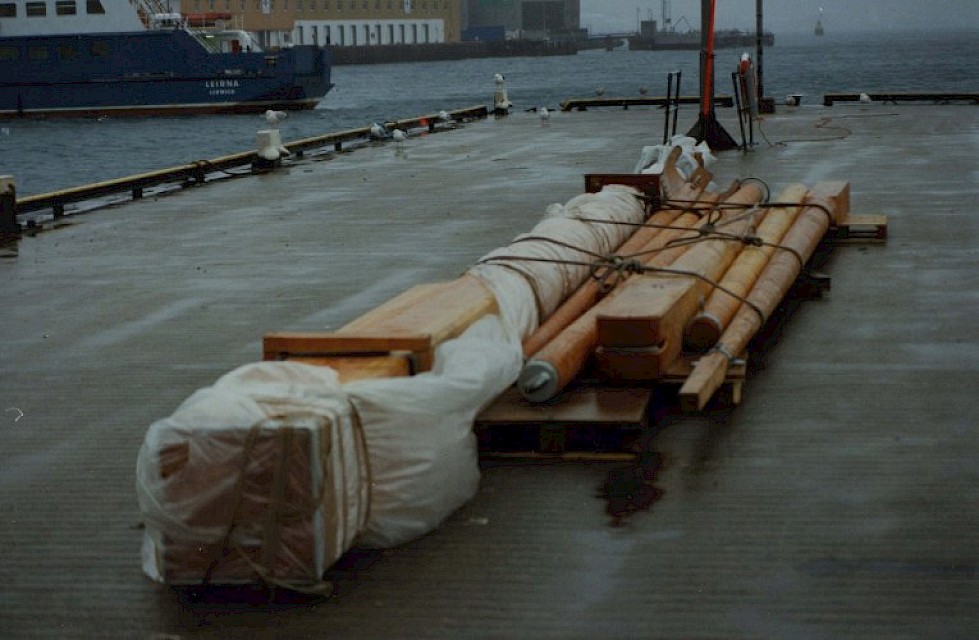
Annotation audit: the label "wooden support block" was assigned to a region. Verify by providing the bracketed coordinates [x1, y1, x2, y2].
[263, 332, 432, 361]
[807, 181, 850, 224]
[594, 276, 701, 379]
[262, 333, 429, 378]
[584, 173, 660, 200]
[667, 352, 747, 410]
[594, 345, 670, 381]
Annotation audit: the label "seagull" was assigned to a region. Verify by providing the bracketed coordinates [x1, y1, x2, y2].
[392, 128, 407, 155]
[494, 73, 505, 84]
[859, 92, 873, 104]
[369, 122, 390, 140]
[264, 109, 287, 128]
[595, 87, 605, 97]
[638, 86, 648, 96]
[539, 107, 550, 127]
[438, 110, 452, 123]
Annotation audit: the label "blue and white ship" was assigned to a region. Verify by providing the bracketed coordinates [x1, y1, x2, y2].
[0, 0, 333, 116]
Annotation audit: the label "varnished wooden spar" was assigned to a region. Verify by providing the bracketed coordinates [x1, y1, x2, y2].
[522, 147, 711, 358]
[684, 184, 808, 352]
[521, 206, 682, 357]
[591, 180, 772, 380]
[517, 192, 717, 399]
[679, 181, 850, 411]
[519, 181, 765, 402]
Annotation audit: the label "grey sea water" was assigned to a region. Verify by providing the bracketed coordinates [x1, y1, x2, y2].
[1, 29, 976, 196]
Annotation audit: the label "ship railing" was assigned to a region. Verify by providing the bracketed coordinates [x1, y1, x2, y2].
[14, 105, 490, 221]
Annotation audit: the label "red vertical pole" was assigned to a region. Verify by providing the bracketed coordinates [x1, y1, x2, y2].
[702, 0, 717, 117]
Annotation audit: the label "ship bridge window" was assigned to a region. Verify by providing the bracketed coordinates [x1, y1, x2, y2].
[0, 3, 16, 17]
[0, 46, 19, 61]
[56, 1, 77, 15]
[85, 0, 105, 14]
[26, 2, 47, 16]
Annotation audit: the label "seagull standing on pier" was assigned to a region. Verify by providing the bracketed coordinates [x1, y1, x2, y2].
[539, 107, 550, 127]
[392, 128, 407, 156]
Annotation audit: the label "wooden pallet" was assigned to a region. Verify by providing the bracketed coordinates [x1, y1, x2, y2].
[475, 385, 652, 459]
[475, 353, 747, 458]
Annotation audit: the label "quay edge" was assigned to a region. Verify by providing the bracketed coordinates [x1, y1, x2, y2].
[0, 103, 977, 638]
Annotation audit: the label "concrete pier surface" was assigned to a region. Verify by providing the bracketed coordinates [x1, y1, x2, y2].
[1, 102, 977, 638]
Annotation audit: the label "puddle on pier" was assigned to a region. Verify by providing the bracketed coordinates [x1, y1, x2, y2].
[602, 448, 666, 526]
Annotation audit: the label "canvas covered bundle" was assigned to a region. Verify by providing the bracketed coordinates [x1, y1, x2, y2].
[136, 362, 368, 590]
[136, 315, 522, 587]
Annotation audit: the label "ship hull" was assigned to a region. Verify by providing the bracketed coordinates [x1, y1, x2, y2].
[0, 30, 333, 117]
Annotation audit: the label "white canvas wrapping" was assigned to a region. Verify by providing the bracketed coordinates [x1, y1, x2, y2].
[468, 185, 645, 341]
[346, 315, 523, 548]
[136, 361, 368, 586]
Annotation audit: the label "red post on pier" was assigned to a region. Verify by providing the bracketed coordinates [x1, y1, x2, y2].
[687, 0, 737, 150]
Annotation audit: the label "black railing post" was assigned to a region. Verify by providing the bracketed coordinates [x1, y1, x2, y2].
[1, 176, 21, 244]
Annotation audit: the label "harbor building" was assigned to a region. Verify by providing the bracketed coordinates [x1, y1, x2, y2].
[463, 0, 580, 41]
[174, 0, 581, 49]
[178, 0, 461, 49]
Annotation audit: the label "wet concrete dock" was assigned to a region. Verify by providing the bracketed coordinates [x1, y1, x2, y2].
[1, 102, 977, 638]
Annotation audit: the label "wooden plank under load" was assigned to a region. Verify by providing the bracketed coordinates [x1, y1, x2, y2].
[262, 275, 497, 379]
[594, 276, 701, 380]
[679, 181, 850, 411]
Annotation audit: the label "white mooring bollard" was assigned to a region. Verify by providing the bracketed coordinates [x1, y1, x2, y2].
[253, 110, 292, 171]
[493, 73, 512, 117]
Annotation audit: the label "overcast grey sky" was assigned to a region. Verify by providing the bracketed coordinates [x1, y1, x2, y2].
[581, 0, 979, 35]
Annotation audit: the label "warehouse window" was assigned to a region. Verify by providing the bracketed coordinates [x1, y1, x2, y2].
[0, 46, 19, 61]
[85, 0, 104, 12]
[26, 2, 47, 16]
[0, 2, 16, 16]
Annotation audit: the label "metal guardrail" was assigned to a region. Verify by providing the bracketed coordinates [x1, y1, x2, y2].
[822, 92, 979, 106]
[15, 104, 489, 220]
[560, 95, 734, 112]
